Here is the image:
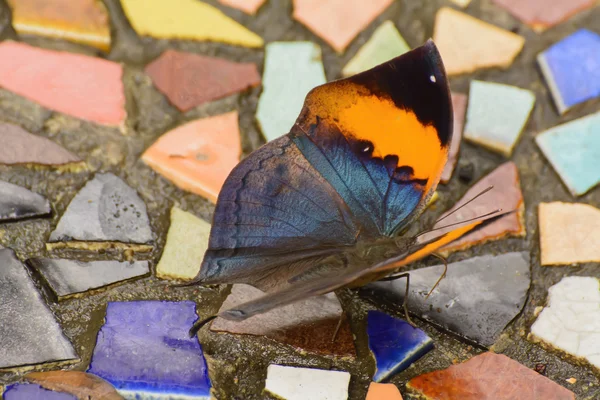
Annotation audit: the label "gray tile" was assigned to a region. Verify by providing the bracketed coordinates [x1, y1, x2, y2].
[0, 180, 50, 221]
[28, 258, 150, 299]
[0, 249, 77, 369]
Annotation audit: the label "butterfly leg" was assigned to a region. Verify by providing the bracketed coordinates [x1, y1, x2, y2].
[189, 315, 217, 338]
[331, 311, 346, 343]
[425, 253, 448, 299]
[377, 272, 414, 326]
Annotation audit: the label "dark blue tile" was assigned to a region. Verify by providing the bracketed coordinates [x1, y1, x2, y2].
[3, 383, 76, 400]
[88, 301, 211, 399]
[367, 310, 434, 382]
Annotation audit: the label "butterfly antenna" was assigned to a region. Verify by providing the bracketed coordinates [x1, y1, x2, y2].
[434, 185, 494, 226]
[415, 208, 503, 239]
[425, 253, 448, 299]
[189, 315, 217, 338]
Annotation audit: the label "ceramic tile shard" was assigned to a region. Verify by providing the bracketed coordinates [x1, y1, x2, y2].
[142, 112, 241, 202]
[0, 248, 78, 370]
[121, 0, 263, 48]
[367, 310, 433, 382]
[407, 352, 575, 400]
[88, 301, 211, 399]
[433, 7, 525, 75]
[28, 258, 150, 299]
[366, 382, 403, 400]
[293, 0, 392, 53]
[465, 81, 535, 156]
[156, 207, 211, 280]
[145, 51, 260, 112]
[0, 41, 125, 126]
[264, 364, 350, 400]
[211, 284, 355, 357]
[436, 162, 525, 253]
[218, 0, 266, 15]
[530, 276, 600, 370]
[441, 93, 467, 183]
[364, 252, 531, 347]
[536, 111, 600, 196]
[3, 384, 77, 400]
[24, 371, 123, 400]
[342, 21, 409, 77]
[450, 0, 472, 7]
[6, 0, 111, 51]
[256, 42, 326, 142]
[0, 123, 82, 169]
[492, 0, 595, 32]
[538, 202, 600, 266]
[0, 180, 51, 222]
[48, 173, 153, 250]
[538, 30, 600, 114]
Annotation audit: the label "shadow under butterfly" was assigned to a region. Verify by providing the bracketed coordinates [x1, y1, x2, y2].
[184, 40, 508, 337]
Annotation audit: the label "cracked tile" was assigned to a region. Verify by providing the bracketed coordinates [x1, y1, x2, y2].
[87, 301, 211, 399]
[342, 21, 409, 77]
[530, 276, 600, 371]
[433, 7, 525, 75]
[0, 248, 78, 370]
[47, 173, 153, 252]
[142, 112, 241, 203]
[24, 371, 122, 400]
[264, 364, 350, 400]
[6, 0, 111, 51]
[367, 310, 433, 382]
[145, 50, 260, 112]
[465, 80, 535, 156]
[538, 202, 600, 266]
[538, 29, 600, 114]
[211, 284, 355, 357]
[441, 93, 467, 183]
[364, 252, 531, 347]
[256, 42, 326, 142]
[0, 180, 51, 222]
[0, 41, 125, 126]
[293, 0, 393, 53]
[121, 0, 263, 47]
[28, 258, 150, 299]
[535, 111, 600, 196]
[156, 207, 210, 280]
[218, 0, 266, 15]
[407, 352, 575, 399]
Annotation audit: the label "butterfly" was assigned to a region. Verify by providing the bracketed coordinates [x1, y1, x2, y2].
[186, 40, 504, 336]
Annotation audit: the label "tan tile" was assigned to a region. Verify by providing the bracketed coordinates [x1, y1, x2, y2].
[218, 0, 266, 14]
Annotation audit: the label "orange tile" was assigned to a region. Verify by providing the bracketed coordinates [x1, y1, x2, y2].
[7, 0, 111, 51]
[293, 0, 393, 53]
[366, 382, 403, 400]
[219, 0, 266, 14]
[142, 111, 241, 203]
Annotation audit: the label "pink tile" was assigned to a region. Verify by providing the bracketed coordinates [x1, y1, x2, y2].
[293, 0, 393, 53]
[0, 41, 125, 126]
[219, 0, 266, 14]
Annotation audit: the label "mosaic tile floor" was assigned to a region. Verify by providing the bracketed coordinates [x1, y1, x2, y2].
[0, 0, 599, 399]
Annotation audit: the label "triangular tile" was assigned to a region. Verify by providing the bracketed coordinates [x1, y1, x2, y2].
[48, 173, 153, 251]
[538, 202, 600, 266]
[256, 42, 326, 142]
[142, 112, 241, 203]
[364, 252, 531, 347]
[145, 50, 261, 112]
[342, 21, 409, 77]
[156, 207, 211, 280]
[0, 123, 83, 169]
[121, 0, 263, 47]
[433, 7, 525, 75]
[464, 80, 535, 156]
[265, 365, 350, 400]
[211, 284, 355, 357]
[0, 180, 51, 221]
[0, 41, 125, 126]
[218, 0, 266, 15]
[367, 310, 433, 382]
[293, 0, 393, 53]
[6, 0, 111, 51]
[441, 93, 467, 183]
[492, 0, 595, 32]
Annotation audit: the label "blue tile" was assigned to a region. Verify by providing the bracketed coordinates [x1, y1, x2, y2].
[538, 29, 600, 113]
[3, 383, 76, 400]
[87, 301, 211, 399]
[367, 310, 434, 382]
[536, 112, 600, 196]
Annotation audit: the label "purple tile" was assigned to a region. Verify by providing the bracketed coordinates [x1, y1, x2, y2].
[3, 383, 76, 400]
[87, 301, 211, 399]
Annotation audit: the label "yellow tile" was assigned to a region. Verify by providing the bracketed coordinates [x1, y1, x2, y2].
[121, 0, 263, 48]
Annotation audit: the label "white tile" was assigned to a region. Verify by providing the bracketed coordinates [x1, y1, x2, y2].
[265, 365, 350, 400]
